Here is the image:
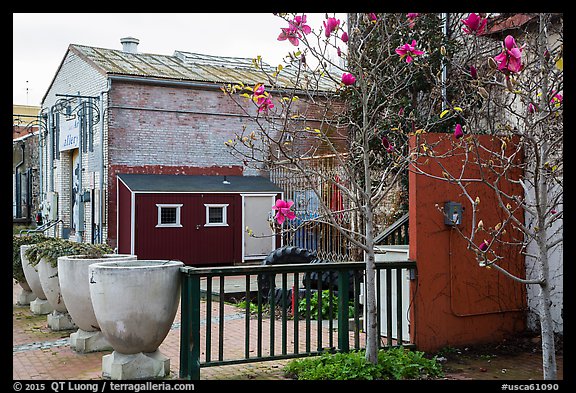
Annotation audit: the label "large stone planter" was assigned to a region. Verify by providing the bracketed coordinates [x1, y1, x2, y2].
[15, 279, 37, 306]
[58, 254, 137, 353]
[20, 245, 53, 315]
[37, 257, 76, 330]
[89, 259, 183, 380]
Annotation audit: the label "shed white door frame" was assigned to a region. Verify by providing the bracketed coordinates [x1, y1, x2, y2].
[241, 194, 278, 262]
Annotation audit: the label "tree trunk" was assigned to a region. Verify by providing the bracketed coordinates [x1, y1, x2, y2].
[539, 280, 557, 380]
[535, 14, 558, 380]
[364, 209, 378, 364]
[537, 208, 557, 379]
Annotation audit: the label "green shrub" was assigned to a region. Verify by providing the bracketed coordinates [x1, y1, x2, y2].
[284, 347, 444, 380]
[13, 234, 50, 283]
[235, 299, 262, 314]
[297, 290, 354, 320]
[25, 238, 113, 268]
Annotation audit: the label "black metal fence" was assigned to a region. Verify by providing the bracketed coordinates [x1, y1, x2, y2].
[374, 212, 409, 246]
[179, 260, 416, 380]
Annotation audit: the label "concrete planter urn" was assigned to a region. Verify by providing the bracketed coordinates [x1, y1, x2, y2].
[15, 280, 36, 306]
[20, 245, 53, 315]
[38, 256, 76, 330]
[58, 254, 137, 353]
[89, 259, 184, 380]
[25, 238, 114, 330]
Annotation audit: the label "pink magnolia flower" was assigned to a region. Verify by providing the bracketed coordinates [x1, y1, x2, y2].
[257, 96, 274, 112]
[341, 31, 349, 43]
[528, 102, 536, 114]
[341, 72, 356, 86]
[454, 124, 464, 139]
[550, 91, 563, 106]
[407, 13, 419, 28]
[253, 83, 266, 96]
[478, 239, 490, 252]
[277, 15, 311, 46]
[367, 13, 377, 23]
[272, 199, 296, 225]
[324, 17, 340, 37]
[292, 15, 312, 35]
[381, 136, 394, 153]
[461, 13, 487, 35]
[278, 25, 301, 46]
[493, 35, 524, 74]
[470, 65, 478, 79]
[395, 40, 425, 63]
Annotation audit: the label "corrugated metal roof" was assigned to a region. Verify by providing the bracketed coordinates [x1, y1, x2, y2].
[71, 44, 337, 92]
[118, 174, 283, 193]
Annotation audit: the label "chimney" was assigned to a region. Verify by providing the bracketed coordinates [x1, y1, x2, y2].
[120, 37, 139, 53]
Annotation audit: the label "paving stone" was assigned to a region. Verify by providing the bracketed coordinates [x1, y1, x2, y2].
[12, 280, 563, 381]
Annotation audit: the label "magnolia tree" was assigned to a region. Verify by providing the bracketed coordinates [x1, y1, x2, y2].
[223, 12, 451, 364]
[221, 13, 562, 376]
[408, 13, 563, 380]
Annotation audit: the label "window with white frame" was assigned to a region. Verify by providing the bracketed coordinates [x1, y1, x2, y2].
[156, 204, 183, 227]
[204, 204, 229, 227]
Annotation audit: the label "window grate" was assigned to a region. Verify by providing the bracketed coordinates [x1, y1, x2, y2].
[208, 207, 224, 224]
[160, 207, 177, 224]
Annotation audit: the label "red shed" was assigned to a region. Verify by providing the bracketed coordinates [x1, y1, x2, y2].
[117, 173, 283, 266]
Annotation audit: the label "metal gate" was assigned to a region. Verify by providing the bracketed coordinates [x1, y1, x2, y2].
[269, 155, 354, 262]
[179, 260, 416, 380]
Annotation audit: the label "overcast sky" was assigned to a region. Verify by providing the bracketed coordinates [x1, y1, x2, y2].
[13, 13, 346, 106]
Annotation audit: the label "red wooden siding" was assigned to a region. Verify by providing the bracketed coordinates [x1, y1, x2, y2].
[117, 179, 132, 255]
[133, 193, 241, 266]
[108, 164, 244, 249]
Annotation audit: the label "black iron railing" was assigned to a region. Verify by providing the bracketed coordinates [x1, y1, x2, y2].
[374, 213, 409, 245]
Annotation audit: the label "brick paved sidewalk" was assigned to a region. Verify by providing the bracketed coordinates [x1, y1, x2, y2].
[12, 280, 292, 380]
[13, 280, 563, 381]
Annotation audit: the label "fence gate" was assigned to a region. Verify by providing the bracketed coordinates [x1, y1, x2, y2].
[179, 260, 416, 380]
[269, 155, 354, 262]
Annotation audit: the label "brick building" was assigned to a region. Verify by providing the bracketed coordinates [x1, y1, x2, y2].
[38, 37, 338, 257]
[13, 105, 41, 225]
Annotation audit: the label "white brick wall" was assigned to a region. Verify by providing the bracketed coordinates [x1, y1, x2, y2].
[41, 50, 109, 243]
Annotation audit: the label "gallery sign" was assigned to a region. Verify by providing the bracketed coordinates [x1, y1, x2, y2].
[59, 116, 80, 151]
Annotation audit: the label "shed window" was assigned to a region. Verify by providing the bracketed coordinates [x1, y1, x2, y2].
[204, 204, 229, 227]
[156, 204, 183, 227]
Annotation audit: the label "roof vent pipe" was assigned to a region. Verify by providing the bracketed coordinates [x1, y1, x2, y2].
[120, 37, 139, 53]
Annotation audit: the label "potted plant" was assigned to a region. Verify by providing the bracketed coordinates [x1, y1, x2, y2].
[58, 252, 137, 353]
[89, 259, 183, 379]
[15, 234, 52, 313]
[25, 238, 113, 330]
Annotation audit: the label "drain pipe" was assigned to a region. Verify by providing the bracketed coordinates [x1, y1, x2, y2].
[441, 13, 449, 111]
[38, 113, 43, 211]
[14, 143, 25, 218]
[48, 107, 54, 193]
[98, 80, 111, 243]
[76, 93, 84, 243]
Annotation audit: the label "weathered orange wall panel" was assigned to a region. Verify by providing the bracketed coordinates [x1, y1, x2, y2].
[409, 133, 527, 352]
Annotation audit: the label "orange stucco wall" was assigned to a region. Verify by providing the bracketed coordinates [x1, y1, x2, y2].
[408, 133, 527, 352]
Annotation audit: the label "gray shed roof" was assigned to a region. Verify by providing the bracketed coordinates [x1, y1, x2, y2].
[69, 44, 337, 92]
[118, 173, 283, 193]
